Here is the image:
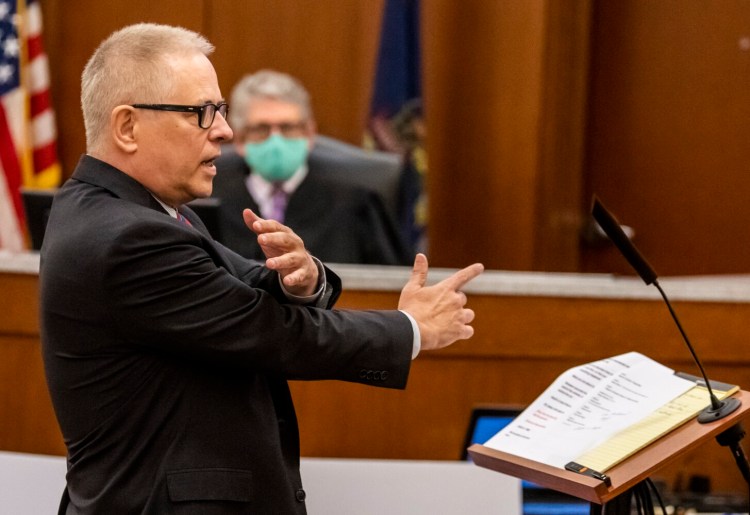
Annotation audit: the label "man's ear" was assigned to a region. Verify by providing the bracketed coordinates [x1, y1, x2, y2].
[111, 105, 138, 153]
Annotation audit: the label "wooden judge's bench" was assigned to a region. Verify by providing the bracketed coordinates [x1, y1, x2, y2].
[3, 251, 750, 497]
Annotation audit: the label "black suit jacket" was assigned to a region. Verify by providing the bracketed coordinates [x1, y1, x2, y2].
[211, 151, 411, 265]
[40, 155, 413, 514]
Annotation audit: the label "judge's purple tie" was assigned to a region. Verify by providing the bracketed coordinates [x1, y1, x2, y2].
[270, 185, 288, 223]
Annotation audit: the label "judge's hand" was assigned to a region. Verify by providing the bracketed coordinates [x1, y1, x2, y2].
[398, 253, 484, 352]
[243, 209, 318, 296]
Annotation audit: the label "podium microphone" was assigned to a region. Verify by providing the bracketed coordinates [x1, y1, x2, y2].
[590, 196, 741, 423]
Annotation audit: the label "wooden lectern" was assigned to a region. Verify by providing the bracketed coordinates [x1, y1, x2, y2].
[468, 389, 750, 510]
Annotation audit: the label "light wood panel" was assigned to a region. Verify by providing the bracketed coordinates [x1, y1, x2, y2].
[532, 0, 593, 271]
[583, 0, 750, 276]
[422, 1, 546, 270]
[0, 272, 64, 455]
[0, 335, 63, 456]
[209, 0, 384, 145]
[422, 0, 592, 271]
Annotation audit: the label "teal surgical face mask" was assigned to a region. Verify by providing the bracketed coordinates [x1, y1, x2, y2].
[244, 134, 309, 182]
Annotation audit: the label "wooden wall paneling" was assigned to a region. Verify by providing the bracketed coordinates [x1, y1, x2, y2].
[422, 1, 591, 272]
[0, 335, 64, 455]
[290, 357, 570, 460]
[336, 289, 750, 380]
[0, 273, 63, 454]
[582, 0, 750, 276]
[532, 0, 593, 272]
[423, 1, 547, 270]
[0, 273, 38, 335]
[208, 0, 385, 144]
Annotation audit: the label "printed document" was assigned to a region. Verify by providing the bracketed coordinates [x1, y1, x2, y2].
[483, 352, 696, 469]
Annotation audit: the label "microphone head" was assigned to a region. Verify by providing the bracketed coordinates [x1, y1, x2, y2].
[591, 196, 658, 285]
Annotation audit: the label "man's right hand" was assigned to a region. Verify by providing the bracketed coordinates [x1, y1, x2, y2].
[398, 253, 484, 352]
[242, 208, 319, 296]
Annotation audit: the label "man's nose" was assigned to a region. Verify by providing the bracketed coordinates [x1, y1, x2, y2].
[211, 110, 233, 141]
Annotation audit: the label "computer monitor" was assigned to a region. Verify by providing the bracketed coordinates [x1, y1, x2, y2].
[461, 406, 524, 461]
[20, 188, 55, 251]
[462, 405, 591, 515]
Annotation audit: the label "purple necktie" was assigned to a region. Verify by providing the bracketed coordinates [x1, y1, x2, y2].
[177, 211, 192, 227]
[270, 185, 288, 223]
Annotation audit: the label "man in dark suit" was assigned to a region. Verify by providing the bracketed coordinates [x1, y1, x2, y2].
[39, 23, 483, 514]
[213, 70, 410, 265]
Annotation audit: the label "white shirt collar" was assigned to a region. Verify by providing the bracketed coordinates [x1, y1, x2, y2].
[151, 194, 178, 218]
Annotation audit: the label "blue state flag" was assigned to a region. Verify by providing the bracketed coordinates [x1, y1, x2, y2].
[366, 0, 426, 252]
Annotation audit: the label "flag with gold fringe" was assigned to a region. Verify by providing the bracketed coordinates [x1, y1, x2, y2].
[366, 0, 427, 253]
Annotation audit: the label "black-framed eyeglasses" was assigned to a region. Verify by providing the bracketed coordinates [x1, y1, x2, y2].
[130, 102, 228, 129]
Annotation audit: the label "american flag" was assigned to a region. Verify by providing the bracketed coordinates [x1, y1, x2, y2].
[0, 0, 60, 251]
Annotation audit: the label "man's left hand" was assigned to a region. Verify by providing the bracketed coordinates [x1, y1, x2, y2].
[243, 209, 318, 296]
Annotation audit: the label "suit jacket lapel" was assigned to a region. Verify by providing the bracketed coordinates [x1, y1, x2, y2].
[71, 154, 241, 276]
[72, 155, 169, 215]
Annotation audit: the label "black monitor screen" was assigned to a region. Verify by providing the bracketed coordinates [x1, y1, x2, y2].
[20, 188, 55, 250]
[461, 407, 523, 461]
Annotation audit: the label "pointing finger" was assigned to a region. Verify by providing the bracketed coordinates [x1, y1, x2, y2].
[443, 262, 484, 291]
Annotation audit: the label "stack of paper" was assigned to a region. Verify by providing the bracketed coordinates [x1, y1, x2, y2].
[483, 352, 738, 472]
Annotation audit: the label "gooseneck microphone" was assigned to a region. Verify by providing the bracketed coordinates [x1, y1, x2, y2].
[590, 196, 741, 423]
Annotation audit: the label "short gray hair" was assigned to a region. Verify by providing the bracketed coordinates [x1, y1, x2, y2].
[81, 23, 215, 152]
[228, 70, 313, 131]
